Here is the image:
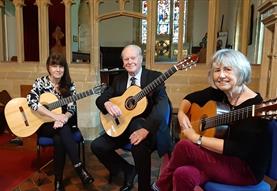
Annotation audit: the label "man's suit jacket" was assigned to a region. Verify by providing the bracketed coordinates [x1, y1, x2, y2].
[96, 68, 172, 156]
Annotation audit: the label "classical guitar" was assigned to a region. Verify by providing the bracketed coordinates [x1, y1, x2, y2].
[100, 55, 198, 137]
[4, 84, 106, 137]
[181, 99, 277, 139]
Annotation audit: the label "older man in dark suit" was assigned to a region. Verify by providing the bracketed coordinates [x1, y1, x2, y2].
[91, 44, 171, 191]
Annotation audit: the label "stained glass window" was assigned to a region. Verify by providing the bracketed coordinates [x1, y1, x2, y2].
[141, 1, 147, 44]
[173, 0, 184, 43]
[141, 0, 188, 61]
[157, 0, 170, 35]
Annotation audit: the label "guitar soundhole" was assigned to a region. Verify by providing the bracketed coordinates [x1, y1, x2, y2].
[125, 96, 137, 110]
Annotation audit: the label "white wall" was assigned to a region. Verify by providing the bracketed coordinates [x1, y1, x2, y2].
[4, 14, 16, 61]
[219, 0, 238, 47]
[191, 0, 208, 47]
[99, 1, 135, 47]
[4, 0, 16, 61]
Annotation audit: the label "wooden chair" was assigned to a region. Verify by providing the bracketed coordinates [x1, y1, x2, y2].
[20, 85, 33, 98]
[0, 90, 12, 106]
[0, 90, 12, 133]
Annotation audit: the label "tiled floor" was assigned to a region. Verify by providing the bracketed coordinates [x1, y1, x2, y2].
[5, 135, 277, 191]
[11, 138, 162, 191]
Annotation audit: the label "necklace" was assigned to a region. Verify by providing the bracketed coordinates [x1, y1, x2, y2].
[230, 85, 244, 109]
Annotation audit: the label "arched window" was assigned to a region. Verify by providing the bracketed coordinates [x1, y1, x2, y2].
[141, 0, 188, 62]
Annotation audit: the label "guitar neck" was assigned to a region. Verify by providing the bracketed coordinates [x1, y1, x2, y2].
[134, 65, 178, 102]
[203, 105, 254, 130]
[47, 88, 96, 111]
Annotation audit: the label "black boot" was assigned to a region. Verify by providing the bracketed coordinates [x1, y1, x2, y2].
[75, 164, 94, 185]
[54, 179, 64, 191]
[120, 165, 136, 191]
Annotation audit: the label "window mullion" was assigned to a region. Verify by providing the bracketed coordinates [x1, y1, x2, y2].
[177, 0, 185, 61]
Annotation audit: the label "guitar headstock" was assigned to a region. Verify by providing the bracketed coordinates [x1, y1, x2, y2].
[256, 98, 277, 119]
[93, 83, 107, 94]
[176, 55, 198, 71]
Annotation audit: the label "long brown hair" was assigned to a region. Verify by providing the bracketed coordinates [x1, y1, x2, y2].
[46, 53, 72, 97]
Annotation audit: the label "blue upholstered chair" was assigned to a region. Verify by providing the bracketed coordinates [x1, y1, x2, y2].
[204, 119, 277, 191]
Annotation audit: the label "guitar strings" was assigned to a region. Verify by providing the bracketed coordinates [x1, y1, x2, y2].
[190, 105, 253, 132]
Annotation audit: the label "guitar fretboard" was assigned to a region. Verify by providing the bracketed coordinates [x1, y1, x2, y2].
[202, 105, 254, 130]
[47, 89, 96, 111]
[133, 65, 178, 102]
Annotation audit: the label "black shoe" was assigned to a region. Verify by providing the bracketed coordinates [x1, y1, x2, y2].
[108, 172, 117, 183]
[75, 165, 94, 185]
[55, 180, 64, 191]
[120, 165, 136, 191]
[120, 184, 134, 191]
[108, 168, 125, 184]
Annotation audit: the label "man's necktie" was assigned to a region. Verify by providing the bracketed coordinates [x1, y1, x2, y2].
[130, 77, 136, 86]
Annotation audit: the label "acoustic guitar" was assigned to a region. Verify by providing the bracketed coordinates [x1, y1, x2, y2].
[4, 84, 106, 137]
[101, 55, 198, 137]
[181, 99, 277, 139]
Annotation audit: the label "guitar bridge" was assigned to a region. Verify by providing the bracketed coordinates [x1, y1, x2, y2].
[114, 117, 120, 125]
[19, 106, 29, 126]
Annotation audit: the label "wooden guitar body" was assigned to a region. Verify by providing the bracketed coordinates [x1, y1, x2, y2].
[5, 93, 62, 137]
[100, 85, 147, 137]
[100, 55, 198, 137]
[185, 101, 229, 139]
[4, 84, 106, 137]
[180, 99, 277, 139]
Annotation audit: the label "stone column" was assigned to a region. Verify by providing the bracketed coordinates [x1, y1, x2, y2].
[36, 0, 51, 65]
[88, 0, 100, 80]
[270, 24, 277, 97]
[206, 0, 219, 62]
[240, 0, 250, 54]
[145, 0, 156, 68]
[0, 0, 5, 61]
[78, 0, 91, 54]
[177, 0, 185, 61]
[258, 0, 277, 98]
[62, 0, 73, 64]
[13, 0, 25, 63]
[81, 0, 101, 139]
